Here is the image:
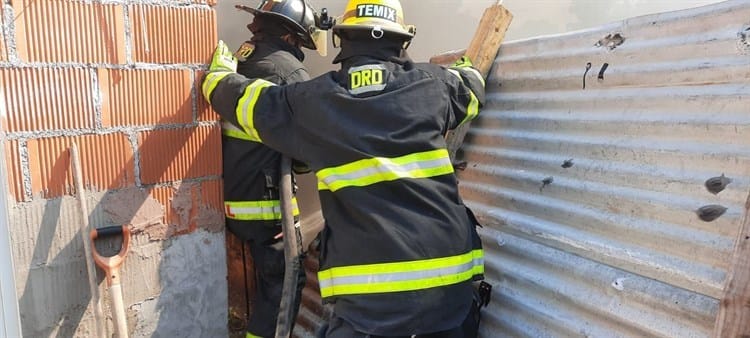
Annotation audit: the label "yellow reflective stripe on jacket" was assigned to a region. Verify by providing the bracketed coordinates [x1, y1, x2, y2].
[235, 79, 275, 143]
[448, 61, 485, 88]
[202, 71, 233, 104]
[447, 69, 481, 125]
[318, 249, 484, 298]
[316, 149, 454, 192]
[224, 198, 299, 221]
[461, 90, 479, 126]
[245, 332, 262, 338]
[221, 120, 257, 142]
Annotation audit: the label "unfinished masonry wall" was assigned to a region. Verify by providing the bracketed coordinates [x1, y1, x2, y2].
[1, 0, 226, 336]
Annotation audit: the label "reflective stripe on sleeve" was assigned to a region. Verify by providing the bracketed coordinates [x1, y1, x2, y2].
[202, 71, 233, 104]
[447, 69, 481, 126]
[460, 90, 480, 126]
[318, 249, 484, 298]
[316, 149, 454, 192]
[221, 120, 258, 142]
[224, 198, 299, 221]
[235, 79, 275, 143]
[449, 65, 485, 88]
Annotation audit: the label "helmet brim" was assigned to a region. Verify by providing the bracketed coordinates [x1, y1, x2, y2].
[235, 4, 317, 50]
[235, 4, 261, 16]
[333, 23, 414, 40]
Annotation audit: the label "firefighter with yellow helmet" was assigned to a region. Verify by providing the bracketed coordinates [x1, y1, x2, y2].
[204, 0, 486, 336]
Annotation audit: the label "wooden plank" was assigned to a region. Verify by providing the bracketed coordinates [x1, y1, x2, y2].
[429, 1, 513, 161]
[713, 192, 750, 338]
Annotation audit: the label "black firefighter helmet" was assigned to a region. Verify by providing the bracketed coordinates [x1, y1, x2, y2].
[236, 0, 326, 52]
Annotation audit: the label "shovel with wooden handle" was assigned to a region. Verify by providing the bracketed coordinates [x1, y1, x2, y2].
[90, 225, 131, 338]
[69, 143, 107, 337]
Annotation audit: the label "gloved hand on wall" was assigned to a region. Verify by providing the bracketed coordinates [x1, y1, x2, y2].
[202, 40, 238, 103]
[209, 40, 238, 73]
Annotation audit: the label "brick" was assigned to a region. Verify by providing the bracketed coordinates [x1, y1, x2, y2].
[148, 179, 223, 235]
[5, 140, 26, 202]
[27, 134, 135, 199]
[131, 5, 217, 64]
[12, 1, 126, 64]
[195, 70, 219, 122]
[0, 67, 96, 132]
[138, 125, 221, 184]
[99, 68, 193, 127]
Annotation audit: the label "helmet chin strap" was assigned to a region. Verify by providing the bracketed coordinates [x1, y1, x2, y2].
[281, 33, 302, 48]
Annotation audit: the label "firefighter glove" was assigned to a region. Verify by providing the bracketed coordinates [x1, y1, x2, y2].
[451, 56, 474, 69]
[209, 40, 238, 73]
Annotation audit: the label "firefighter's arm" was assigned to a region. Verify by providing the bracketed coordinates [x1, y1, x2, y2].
[202, 41, 299, 156]
[445, 56, 486, 130]
[202, 40, 248, 126]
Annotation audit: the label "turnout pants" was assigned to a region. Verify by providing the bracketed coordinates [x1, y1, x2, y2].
[246, 237, 306, 337]
[323, 312, 467, 338]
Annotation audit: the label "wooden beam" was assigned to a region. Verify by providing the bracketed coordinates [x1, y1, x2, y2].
[429, 1, 513, 161]
[713, 192, 750, 338]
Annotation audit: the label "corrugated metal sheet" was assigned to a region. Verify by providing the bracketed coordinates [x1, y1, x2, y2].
[289, 2, 750, 336]
[457, 1, 750, 337]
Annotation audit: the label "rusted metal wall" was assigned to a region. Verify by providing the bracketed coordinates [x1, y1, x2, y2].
[458, 0, 750, 337]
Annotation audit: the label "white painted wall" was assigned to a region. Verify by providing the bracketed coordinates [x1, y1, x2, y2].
[218, 0, 723, 76]
[0, 93, 22, 337]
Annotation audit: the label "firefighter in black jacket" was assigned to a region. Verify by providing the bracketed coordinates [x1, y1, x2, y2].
[220, 1, 325, 337]
[204, 0, 486, 336]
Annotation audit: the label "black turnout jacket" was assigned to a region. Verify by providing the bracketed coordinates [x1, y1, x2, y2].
[205, 41, 486, 335]
[221, 37, 308, 242]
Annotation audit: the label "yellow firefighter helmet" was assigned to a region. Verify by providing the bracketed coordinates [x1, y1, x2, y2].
[333, 0, 415, 41]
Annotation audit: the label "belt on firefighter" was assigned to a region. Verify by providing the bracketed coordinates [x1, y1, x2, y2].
[224, 198, 299, 221]
[316, 148, 454, 192]
[317, 249, 484, 298]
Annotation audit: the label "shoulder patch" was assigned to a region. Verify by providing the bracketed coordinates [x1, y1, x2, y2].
[234, 42, 255, 62]
[348, 64, 388, 95]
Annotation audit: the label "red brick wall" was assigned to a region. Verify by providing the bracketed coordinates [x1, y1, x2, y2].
[1, 0, 220, 226]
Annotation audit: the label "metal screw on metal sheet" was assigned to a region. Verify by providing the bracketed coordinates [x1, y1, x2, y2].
[612, 278, 627, 291]
[495, 234, 506, 247]
[598, 63, 609, 81]
[705, 174, 732, 195]
[582, 62, 592, 89]
[696, 205, 728, 222]
[539, 176, 554, 192]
